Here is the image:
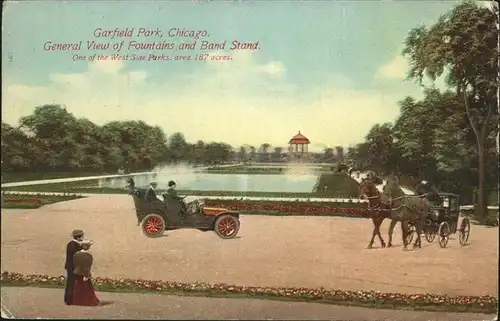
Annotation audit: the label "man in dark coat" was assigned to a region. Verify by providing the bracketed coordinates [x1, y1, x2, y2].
[64, 229, 84, 305]
[415, 180, 441, 205]
[145, 182, 161, 201]
[166, 180, 187, 214]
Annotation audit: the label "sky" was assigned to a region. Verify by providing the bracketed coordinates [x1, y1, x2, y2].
[2, 0, 464, 151]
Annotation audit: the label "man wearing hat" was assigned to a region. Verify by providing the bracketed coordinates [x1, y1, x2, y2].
[416, 180, 441, 206]
[146, 181, 161, 201]
[64, 229, 84, 305]
[166, 180, 188, 215]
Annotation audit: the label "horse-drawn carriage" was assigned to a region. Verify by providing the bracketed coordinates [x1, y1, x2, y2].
[359, 177, 471, 250]
[407, 192, 470, 248]
[129, 187, 241, 239]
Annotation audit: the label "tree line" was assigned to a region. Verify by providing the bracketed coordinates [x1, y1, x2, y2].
[1, 105, 229, 172]
[1, 104, 348, 173]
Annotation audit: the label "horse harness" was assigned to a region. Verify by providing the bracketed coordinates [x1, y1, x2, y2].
[366, 194, 426, 213]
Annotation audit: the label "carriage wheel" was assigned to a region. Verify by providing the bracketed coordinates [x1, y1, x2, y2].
[438, 222, 450, 248]
[425, 231, 437, 243]
[214, 215, 240, 239]
[141, 214, 166, 238]
[459, 217, 470, 246]
[406, 223, 416, 245]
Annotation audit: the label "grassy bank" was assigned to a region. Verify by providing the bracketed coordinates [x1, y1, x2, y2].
[1, 272, 496, 313]
[2, 179, 99, 192]
[1, 193, 84, 209]
[313, 173, 360, 197]
[1, 172, 111, 184]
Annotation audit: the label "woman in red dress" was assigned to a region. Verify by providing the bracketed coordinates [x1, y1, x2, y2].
[72, 240, 100, 306]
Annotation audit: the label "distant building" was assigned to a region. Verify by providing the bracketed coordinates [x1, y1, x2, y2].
[288, 131, 311, 162]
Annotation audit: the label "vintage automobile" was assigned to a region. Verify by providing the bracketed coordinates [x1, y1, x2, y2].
[407, 192, 470, 248]
[127, 183, 240, 239]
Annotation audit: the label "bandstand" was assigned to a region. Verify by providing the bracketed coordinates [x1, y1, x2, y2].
[288, 131, 310, 162]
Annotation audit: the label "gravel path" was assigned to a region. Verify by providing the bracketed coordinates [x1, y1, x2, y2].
[1, 195, 498, 297]
[1, 287, 495, 320]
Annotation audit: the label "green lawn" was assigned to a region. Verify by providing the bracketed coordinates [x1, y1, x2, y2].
[0, 172, 114, 183]
[2, 182, 359, 198]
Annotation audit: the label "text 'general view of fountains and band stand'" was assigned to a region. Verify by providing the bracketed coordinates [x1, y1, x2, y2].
[43, 27, 259, 62]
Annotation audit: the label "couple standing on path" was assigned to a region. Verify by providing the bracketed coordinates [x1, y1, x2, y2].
[64, 229, 100, 306]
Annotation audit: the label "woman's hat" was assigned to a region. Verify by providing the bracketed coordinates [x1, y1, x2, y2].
[72, 229, 84, 238]
[168, 180, 176, 187]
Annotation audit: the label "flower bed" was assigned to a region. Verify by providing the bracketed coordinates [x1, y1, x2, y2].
[1, 193, 84, 209]
[1, 271, 496, 313]
[204, 199, 369, 217]
[2, 196, 42, 205]
[177, 190, 330, 198]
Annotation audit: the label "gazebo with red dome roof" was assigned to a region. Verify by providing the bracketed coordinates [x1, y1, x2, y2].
[288, 131, 310, 161]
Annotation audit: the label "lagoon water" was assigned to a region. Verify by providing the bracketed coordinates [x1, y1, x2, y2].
[124, 173, 318, 193]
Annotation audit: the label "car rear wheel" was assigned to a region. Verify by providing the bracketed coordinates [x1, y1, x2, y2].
[214, 215, 240, 239]
[142, 214, 166, 238]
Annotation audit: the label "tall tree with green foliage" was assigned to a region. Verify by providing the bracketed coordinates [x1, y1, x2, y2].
[402, 1, 499, 216]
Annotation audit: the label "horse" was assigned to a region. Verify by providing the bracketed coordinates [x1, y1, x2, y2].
[382, 176, 433, 249]
[359, 177, 406, 248]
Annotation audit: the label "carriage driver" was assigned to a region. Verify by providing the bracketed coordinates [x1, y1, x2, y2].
[415, 180, 441, 206]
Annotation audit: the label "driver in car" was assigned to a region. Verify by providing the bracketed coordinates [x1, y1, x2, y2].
[167, 180, 188, 214]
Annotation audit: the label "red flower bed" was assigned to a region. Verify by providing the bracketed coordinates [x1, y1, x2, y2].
[2, 197, 42, 205]
[1, 271, 496, 313]
[205, 201, 369, 217]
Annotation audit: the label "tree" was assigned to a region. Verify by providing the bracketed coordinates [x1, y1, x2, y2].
[194, 140, 205, 165]
[169, 132, 187, 163]
[272, 147, 283, 162]
[19, 104, 80, 170]
[365, 123, 395, 175]
[335, 146, 344, 162]
[1, 123, 33, 171]
[248, 146, 256, 163]
[323, 148, 334, 163]
[403, 1, 499, 216]
[238, 146, 247, 163]
[260, 143, 271, 162]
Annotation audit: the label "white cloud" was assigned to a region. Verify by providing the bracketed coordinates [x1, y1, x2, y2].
[376, 55, 409, 80]
[2, 51, 411, 149]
